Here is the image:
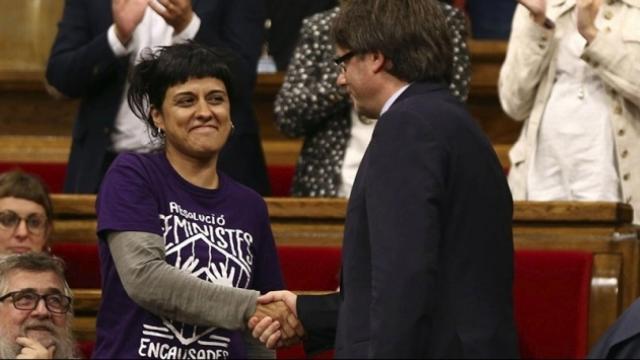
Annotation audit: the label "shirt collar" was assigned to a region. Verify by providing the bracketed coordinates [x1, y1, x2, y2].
[380, 83, 411, 116]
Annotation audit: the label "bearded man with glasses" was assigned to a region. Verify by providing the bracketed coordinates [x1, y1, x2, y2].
[0, 252, 78, 359]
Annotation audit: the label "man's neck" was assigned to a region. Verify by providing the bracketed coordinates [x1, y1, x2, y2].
[376, 74, 410, 116]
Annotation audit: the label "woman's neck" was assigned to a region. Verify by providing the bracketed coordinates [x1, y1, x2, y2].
[165, 148, 220, 189]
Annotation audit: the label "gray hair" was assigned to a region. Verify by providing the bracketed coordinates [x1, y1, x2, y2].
[0, 252, 72, 298]
[0, 252, 78, 358]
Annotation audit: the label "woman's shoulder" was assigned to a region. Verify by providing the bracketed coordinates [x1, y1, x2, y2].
[220, 173, 267, 206]
[103, 152, 167, 187]
[111, 151, 162, 169]
[301, 6, 340, 31]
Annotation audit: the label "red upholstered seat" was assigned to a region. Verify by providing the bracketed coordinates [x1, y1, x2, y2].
[0, 162, 296, 197]
[0, 162, 67, 193]
[77, 340, 94, 359]
[514, 250, 592, 359]
[277, 246, 341, 291]
[275, 246, 341, 359]
[51, 243, 101, 289]
[268, 164, 295, 197]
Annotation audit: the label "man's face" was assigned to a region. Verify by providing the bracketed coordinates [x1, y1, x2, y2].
[0, 270, 69, 349]
[335, 46, 380, 119]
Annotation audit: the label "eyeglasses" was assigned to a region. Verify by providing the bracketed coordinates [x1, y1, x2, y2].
[0, 290, 72, 314]
[333, 51, 357, 73]
[0, 210, 48, 235]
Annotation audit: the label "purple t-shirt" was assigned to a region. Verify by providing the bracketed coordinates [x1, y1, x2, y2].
[93, 152, 283, 359]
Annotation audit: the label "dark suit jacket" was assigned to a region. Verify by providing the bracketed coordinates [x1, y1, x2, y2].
[298, 82, 519, 358]
[588, 298, 640, 358]
[46, 0, 270, 194]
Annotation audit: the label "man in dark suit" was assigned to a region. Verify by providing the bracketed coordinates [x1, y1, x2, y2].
[249, 0, 519, 357]
[588, 298, 640, 358]
[46, 0, 270, 195]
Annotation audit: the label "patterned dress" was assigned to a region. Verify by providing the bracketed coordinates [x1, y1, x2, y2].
[274, 4, 471, 197]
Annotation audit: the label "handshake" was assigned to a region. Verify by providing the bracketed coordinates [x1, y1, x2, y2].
[249, 290, 304, 349]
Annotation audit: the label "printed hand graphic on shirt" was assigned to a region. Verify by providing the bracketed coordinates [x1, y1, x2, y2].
[209, 262, 236, 287]
[177, 255, 200, 276]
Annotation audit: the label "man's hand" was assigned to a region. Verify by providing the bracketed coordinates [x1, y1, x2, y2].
[112, 0, 149, 45]
[15, 337, 55, 359]
[518, 0, 555, 29]
[149, 0, 194, 34]
[577, 0, 602, 43]
[248, 291, 304, 348]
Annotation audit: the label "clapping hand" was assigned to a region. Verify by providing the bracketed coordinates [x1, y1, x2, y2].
[518, 0, 555, 29]
[248, 291, 304, 349]
[112, 0, 149, 45]
[577, 0, 602, 43]
[15, 337, 55, 359]
[149, 0, 194, 34]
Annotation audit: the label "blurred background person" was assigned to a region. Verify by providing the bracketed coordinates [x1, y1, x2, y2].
[463, 0, 517, 39]
[94, 43, 296, 358]
[499, 0, 640, 223]
[46, 0, 270, 195]
[274, 0, 471, 197]
[0, 252, 78, 359]
[266, 0, 338, 71]
[0, 170, 53, 255]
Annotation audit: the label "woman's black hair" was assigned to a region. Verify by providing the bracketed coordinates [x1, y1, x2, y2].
[127, 42, 237, 138]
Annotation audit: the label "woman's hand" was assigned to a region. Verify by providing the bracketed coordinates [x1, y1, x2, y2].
[518, 0, 555, 29]
[577, 0, 602, 43]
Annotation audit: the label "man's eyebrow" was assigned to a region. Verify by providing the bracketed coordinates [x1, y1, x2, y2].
[13, 287, 64, 294]
[43, 288, 64, 295]
[14, 287, 37, 293]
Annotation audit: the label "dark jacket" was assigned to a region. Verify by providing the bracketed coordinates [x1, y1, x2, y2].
[298, 82, 519, 358]
[589, 298, 640, 359]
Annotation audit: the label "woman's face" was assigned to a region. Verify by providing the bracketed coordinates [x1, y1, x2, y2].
[152, 77, 232, 161]
[0, 197, 49, 254]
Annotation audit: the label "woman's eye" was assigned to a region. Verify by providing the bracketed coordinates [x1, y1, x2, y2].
[206, 96, 222, 104]
[176, 98, 194, 106]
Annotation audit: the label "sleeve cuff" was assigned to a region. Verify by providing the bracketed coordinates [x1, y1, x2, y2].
[522, 19, 554, 52]
[107, 24, 134, 57]
[173, 13, 201, 43]
[581, 30, 616, 68]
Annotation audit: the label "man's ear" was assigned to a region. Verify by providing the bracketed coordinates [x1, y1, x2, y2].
[371, 51, 388, 74]
[151, 107, 164, 132]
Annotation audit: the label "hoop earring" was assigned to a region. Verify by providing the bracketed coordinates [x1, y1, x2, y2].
[158, 128, 165, 137]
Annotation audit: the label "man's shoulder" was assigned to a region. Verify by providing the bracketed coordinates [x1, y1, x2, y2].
[389, 85, 468, 125]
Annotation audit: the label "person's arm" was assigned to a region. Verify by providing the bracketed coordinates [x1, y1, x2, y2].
[191, 0, 265, 90]
[579, 10, 640, 107]
[441, 3, 471, 102]
[108, 231, 259, 329]
[273, 9, 351, 138]
[297, 293, 340, 355]
[498, 4, 555, 121]
[45, 0, 128, 98]
[365, 110, 446, 357]
[243, 332, 276, 359]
